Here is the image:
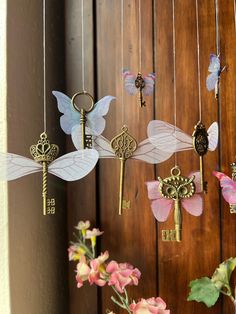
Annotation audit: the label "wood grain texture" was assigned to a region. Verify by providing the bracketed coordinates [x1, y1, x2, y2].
[65, 1, 98, 313]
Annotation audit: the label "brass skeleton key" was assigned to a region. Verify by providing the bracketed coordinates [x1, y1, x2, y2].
[110, 126, 137, 215]
[135, 72, 146, 107]
[71, 91, 95, 149]
[158, 166, 195, 242]
[30, 132, 59, 215]
[192, 121, 208, 193]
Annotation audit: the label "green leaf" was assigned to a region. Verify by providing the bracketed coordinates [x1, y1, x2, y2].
[211, 257, 236, 290]
[187, 277, 220, 307]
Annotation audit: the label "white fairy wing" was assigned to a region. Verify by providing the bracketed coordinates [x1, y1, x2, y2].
[132, 138, 172, 164]
[147, 120, 193, 153]
[0, 152, 42, 180]
[87, 96, 115, 135]
[52, 91, 80, 134]
[48, 149, 99, 181]
[93, 135, 115, 158]
[206, 72, 218, 91]
[123, 70, 137, 95]
[207, 122, 218, 151]
[208, 54, 220, 73]
[143, 73, 155, 96]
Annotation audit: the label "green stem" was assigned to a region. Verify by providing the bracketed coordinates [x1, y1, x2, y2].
[110, 286, 132, 313]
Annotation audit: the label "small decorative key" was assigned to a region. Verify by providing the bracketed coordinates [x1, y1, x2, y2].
[71, 91, 95, 149]
[135, 72, 146, 107]
[110, 126, 137, 215]
[30, 132, 59, 215]
[158, 166, 196, 242]
[192, 121, 208, 193]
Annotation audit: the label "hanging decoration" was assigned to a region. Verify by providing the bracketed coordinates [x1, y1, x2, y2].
[71, 124, 173, 215]
[206, 54, 226, 99]
[213, 169, 236, 213]
[0, 0, 99, 216]
[121, 0, 155, 107]
[146, 169, 203, 242]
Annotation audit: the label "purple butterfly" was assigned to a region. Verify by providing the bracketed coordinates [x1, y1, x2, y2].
[206, 54, 226, 99]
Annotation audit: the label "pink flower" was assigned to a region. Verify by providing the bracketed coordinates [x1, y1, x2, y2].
[68, 244, 86, 261]
[88, 251, 109, 287]
[85, 228, 104, 247]
[106, 261, 141, 293]
[130, 297, 170, 314]
[75, 256, 91, 288]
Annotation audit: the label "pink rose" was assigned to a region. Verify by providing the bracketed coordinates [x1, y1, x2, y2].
[130, 297, 170, 314]
[88, 251, 109, 287]
[106, 261, 141, 293]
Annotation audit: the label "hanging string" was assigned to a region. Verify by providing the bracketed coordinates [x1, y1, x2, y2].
[81, 0, 85, 91]
[121, 0, 124, 125]
[234, 0, 236, 32]
[195, 0, 202, 122]
[43, 0, 47, 133]
[138, 0, 142, 72]
[215, 0, 220, 55]
[172, 0, 177, 167]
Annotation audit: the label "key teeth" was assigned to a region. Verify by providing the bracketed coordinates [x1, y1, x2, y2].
[230, 204, 236, 214]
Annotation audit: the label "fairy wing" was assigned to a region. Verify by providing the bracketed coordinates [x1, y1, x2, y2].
[52, 91, 80, 135]
[208, 54, 220, 73]
[206, 54, 220, 91]
[143, 73, 155, 96]
[213, 171, 236, 204]
[182, 194, 203, 216]
[0, 152, 42, 180]
[132, 138, 173, 164]
[207, 122, 218, 151]
[87, 96, 115, 135]
[122, 69, 137, 95]
[146, 180, 173, 221]
[206, 72, 219, 91]
[48, 149, 99, 181]
[147, 120, 193, 153]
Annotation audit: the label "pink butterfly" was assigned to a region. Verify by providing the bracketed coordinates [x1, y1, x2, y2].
[146, 171, 203, 222]
[213, 171, 236, 205]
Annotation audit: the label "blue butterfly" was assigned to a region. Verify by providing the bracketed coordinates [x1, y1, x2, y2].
[206, 54, 226, 98]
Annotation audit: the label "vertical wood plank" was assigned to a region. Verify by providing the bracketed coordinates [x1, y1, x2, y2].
[218, 1, 236, 313]
[96, 0, 157, 312]
[155, 0, 221, 313]
[65, 1, 98, 313]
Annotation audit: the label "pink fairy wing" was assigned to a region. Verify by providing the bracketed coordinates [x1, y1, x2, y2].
[151, 198, 173, 222]
[146, 180, 162, 200]
[123, 69, 137, 95]
[213, 171, 236, 204]
[143, 73, 155, 96]
[182, 194, 203, 216]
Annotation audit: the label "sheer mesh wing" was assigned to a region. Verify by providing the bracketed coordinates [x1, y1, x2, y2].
[123, 69, 137, 95]
[147, 120, 193, 153]
[48, 149, 99, 181]
[87, 96, 115, 135]
[206, 72, 218, 91]
[132, 138, 172, 164]
[207, 122, 218, 151]
[143, 73, 155, 96]
[52, 91, 80, 134]
[93, 135, 115, 158]
[182, 194, 203, 216]
[213, 171, 236, 204]
[208, 54, 220, 73]
[0, 152, 42, 180]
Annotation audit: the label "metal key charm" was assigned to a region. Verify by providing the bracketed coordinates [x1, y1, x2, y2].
[110, 126, 137, 215]
[230, 162, 236, 213]
[158, 166, 195, 242]
[192, 121, 208, 193]
[30, 132, 59, 215]
[135, 72, 146, 107]
[71, 91, 95, 149]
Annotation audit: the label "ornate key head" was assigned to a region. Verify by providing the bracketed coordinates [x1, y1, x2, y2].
[135, 72, 145, 90]
[231, 162, 236, 182]
[158, 166, 195, 201]
[110, 126, 137, 160]
[30, 132, 59, 163]
[192, 121, 209, 156]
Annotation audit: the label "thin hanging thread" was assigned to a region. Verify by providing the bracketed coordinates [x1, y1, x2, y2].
[43, 0, 47, 133]
[172, 0, 177, 167]
[121, 0, 125, 125]
[81, 0, 85, 91]
[234, 0, 236, 32]
[138, 0, 142, 72]
[195, 0, 202, 122]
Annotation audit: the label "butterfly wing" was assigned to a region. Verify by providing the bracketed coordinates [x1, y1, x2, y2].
[52, 91, 80, 134]
[87, 96, 115, 135]
[147, 120, 193, 153]
[132, 138, 172, 164]
[213, 171, 236, 204]
[206, 72, 219, 91]
[122, 69, 137, 95]
[0, 152, 42, 180]
[48, 149, 99, 181]
[208, 54, 220, 73]
[143, 73, 155, 96]
[146, 180, 172, 221]
[182, 194, 203, 216]
[207, 122, 218, 151]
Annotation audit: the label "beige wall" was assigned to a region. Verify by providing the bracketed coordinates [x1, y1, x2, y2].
[7, 1, 68, 313]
